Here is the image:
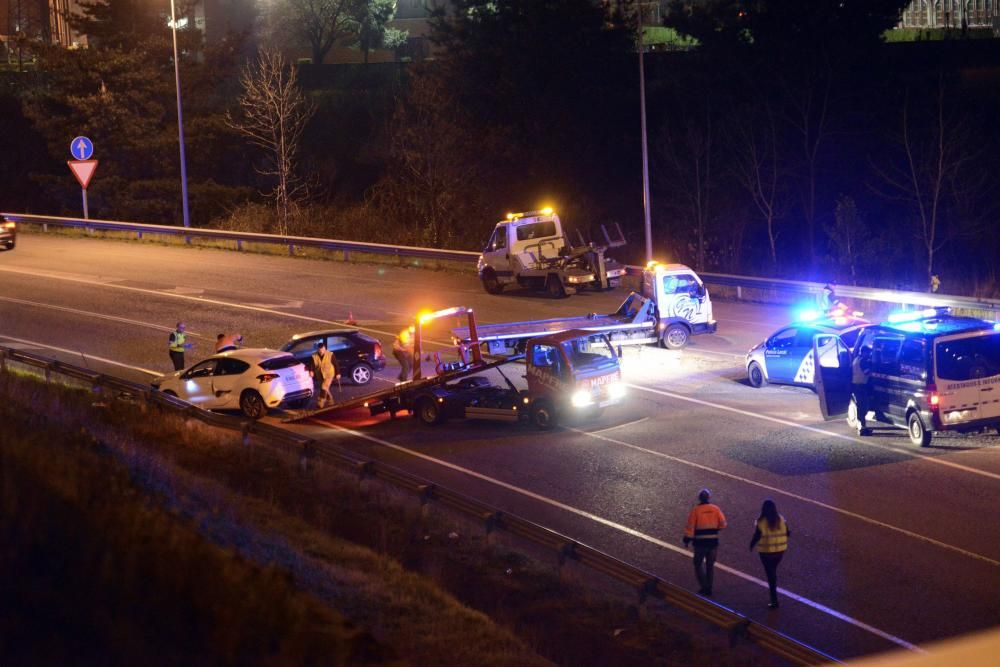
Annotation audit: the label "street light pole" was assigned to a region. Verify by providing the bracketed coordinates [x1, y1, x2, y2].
[637, 2, 653, 263]
[169, 0, 191, 229]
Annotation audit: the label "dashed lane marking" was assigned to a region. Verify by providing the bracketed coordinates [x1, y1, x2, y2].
[313, 419, 922, 654]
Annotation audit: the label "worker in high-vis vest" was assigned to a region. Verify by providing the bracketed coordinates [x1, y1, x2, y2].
[749, 499, 790, 609]
[683, 488, 727, 597]
[168, 322, 193, 371]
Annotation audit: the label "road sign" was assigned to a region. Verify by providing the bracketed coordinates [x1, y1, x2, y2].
[70, 136, 94, 161]
[68, 160, 99, 189]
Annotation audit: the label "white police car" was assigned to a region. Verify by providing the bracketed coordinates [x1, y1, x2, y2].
[746, 308, 869, 389]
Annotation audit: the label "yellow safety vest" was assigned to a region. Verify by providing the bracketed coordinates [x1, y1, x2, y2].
[169, 331, 186, 353]
[756, 517, 788, 554]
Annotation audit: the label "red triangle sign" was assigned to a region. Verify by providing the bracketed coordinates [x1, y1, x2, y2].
[68, 159, 99, 189]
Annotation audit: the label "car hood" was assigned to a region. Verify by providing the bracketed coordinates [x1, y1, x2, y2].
[151, 370, 182, 387]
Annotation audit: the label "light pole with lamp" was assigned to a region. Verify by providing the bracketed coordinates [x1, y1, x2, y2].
[169, 0, 191, 229]
[637, 1, 653, 263]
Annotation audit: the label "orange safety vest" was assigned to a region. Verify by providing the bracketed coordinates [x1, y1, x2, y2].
[755, 517, 789, 554]
[684, 503, 727, 544]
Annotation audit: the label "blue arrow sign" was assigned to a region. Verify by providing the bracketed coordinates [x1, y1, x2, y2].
[71, 136, 94, 161]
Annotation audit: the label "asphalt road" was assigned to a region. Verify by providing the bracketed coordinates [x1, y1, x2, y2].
[2, 233, 998, 661]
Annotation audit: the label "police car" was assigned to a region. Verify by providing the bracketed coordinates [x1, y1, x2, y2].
[746, 309, 869, 389]
[814, 308, 1000, 446]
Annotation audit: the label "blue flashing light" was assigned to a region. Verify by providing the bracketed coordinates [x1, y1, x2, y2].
[887, 307, 946, 324]
[994, 322, 1000, 331]
[797, 308, 821, 323]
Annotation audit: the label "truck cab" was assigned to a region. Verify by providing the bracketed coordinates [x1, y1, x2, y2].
[641, 262, 717, 349]
[478, 208, 625, 298]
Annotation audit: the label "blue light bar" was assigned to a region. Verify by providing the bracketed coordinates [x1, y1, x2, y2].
[797, 308, 821, 323]
[887, 307, 949, 324]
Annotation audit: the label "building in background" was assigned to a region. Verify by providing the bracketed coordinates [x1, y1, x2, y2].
[898, 0, 998, 30]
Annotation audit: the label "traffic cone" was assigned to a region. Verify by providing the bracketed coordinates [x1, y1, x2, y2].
[346, 311, 357, 325]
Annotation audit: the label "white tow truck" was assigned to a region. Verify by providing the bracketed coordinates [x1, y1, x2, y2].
[477, 208, 627, 298]
[456, 261, 718, 351]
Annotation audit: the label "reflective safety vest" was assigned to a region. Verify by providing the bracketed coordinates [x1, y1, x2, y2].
[169, 331, 186, 353]
[755, 517, 789, 554]
[684, 503, 727, 545]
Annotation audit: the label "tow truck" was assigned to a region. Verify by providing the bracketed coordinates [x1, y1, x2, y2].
[455, 261, 718, 351]
[477, 208, 627, 298]
[288, 306, 625, 430]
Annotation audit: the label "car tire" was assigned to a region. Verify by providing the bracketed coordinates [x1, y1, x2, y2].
[531, 399, 558, 430]
[350, 362, 373, 385]
[240, 390, 267, 420]
[414, 396, 443, 425]
[661, 323, 690, 350]
[748, 361, 767, 388]
[907, 410, 932, 447]
[4, 241, 13, 250]
[546, 275, 567, 299]
[482, 270, 504, 295]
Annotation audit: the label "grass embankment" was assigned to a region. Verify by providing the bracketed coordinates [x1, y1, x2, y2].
[0, 370, 766, 666]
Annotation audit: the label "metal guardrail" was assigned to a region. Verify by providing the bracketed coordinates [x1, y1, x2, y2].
[6, 211, 998, 316]
[0, 343, 838, 665]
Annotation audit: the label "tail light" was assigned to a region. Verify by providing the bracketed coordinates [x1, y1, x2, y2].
[374, 342, 383, 359]
[927, 384, 940, 408]
[256, 373, 280, 383]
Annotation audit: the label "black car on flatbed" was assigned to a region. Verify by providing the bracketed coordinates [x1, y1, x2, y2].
[281, 329, 386, 385]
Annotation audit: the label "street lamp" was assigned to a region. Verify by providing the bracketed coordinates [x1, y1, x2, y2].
[169, 0, 191, 229]
[637, 2, 652, 263]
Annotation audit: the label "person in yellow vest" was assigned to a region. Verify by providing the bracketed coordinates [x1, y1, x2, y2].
[310, 339, 339, 408]
[749, 499, 790, 609]
[168, 322, 193, 371]
[393, 326, 415, 382]
[683, 488, 727, 596]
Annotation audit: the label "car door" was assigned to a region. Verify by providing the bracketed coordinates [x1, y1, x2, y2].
[179, 359, 220, 407]
[326, 335, 354, 373]
[482, 225, 512, 276]
[813, 334, 851, 420]
[870, 334, 905, 424]
[764, 327, 801, 383]
[212, 357, 251, 409]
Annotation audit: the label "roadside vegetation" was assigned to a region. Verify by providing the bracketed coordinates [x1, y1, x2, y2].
[0, 369, 767, 666]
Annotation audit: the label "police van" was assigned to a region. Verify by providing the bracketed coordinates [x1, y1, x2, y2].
[813, 308, 1000, 446]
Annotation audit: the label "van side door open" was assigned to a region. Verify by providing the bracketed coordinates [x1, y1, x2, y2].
[813, 334, 852, 420]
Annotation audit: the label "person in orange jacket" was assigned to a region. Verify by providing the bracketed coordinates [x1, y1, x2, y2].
[683, 488, 727, 596]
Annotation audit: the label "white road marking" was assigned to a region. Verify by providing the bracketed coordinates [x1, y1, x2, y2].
[0, 333, 160, 376]
[572, 427, 999, 567]
[316, 421, 921, 653]
[0, 295, 206, 337]
[589, 417, 649, 434]
[629, 383, 1000, 482]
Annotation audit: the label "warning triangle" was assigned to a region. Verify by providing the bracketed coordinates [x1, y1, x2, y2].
[68, 160, 99, 189]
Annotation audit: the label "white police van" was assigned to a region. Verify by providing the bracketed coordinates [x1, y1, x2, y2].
[814, 308, 1000, 446]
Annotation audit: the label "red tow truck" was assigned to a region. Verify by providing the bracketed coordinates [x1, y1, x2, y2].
[290, 306, 625, 430]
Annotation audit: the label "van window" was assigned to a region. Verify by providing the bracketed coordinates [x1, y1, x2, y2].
[516, 221, 556, 241]
[898, 339, 926, 381]
[871, 335, 903, 374]
[936, 333, 1000, 381]
[662, 274, 700, 296]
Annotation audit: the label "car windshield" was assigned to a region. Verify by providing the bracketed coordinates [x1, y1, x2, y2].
[259, 355, 303, 371]
[840, 327, 863, 348]
[935, 333, 1000, 381]
[562, 336, 617, 372]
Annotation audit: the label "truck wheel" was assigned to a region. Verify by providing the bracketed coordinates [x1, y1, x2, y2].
[546, 275, 567, 299]
[414, 396, 443, 425]
[531, 400, 558, 430]
[482, 270, 504, 295]
[907, 411, 931, 447]
[660, 324, 690, 350]
[747, 362, 767, 388]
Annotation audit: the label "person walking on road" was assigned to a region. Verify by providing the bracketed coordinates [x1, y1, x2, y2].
[168, 322, 193, 371]
[310, 340, 339, 409]
[749, 499, 790, 609]
[683, 488, 727, 596]
[393, 326, 415, 382]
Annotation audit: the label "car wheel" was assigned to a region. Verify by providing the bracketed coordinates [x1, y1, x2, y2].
[4, 241, 13, 250]
[748, 361, 767, 388]
[907, 411, 931, 447]
[546, 275, 567, 299]
[240, 390, 267, 420]
[482, 270, 504, 295]
[661, 324, 690, 350]
[351, 362, 373, 385]
[531, 399, 558, 430]
[414, 396, 443, 425]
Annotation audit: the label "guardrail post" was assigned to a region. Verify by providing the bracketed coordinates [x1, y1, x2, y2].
[557, 541, 578, 584]
[356, 460, 374, 496]
[0, 350, 6, 374]
[417, 484, 434, 524]
[236, 239, 243, 251]
[299, 441, 315, 472]
[43, 223, 48, 232]
[288, 244, 295, 256]
[343, 249, 350, 262]
[137, 231, 143, 240]
[44, 363, 52, 383]
[483, 511, 500, 547]
[241, 422, 251, 447]
[737, 286, 743, 300]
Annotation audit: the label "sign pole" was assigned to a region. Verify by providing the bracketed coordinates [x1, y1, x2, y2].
[82, 188, 89, 220]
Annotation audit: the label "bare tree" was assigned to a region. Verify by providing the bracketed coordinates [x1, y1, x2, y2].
[870, 75, 980, 289]
[227, 50, 315, 235]
[273, 0, 360, 66]
[731, 101, 783, 271]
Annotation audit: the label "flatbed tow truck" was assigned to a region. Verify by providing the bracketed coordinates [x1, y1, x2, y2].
[287, 306, 625, 429]
[454, 261, 719, 352]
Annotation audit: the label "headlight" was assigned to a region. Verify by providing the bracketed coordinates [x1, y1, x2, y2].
[571, 389, 593, 408]
[607, 383, 626, 400]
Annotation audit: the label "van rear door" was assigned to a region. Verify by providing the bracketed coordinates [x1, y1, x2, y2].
[813, 334, 851, 420]
[934, 331, 1000, 424]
